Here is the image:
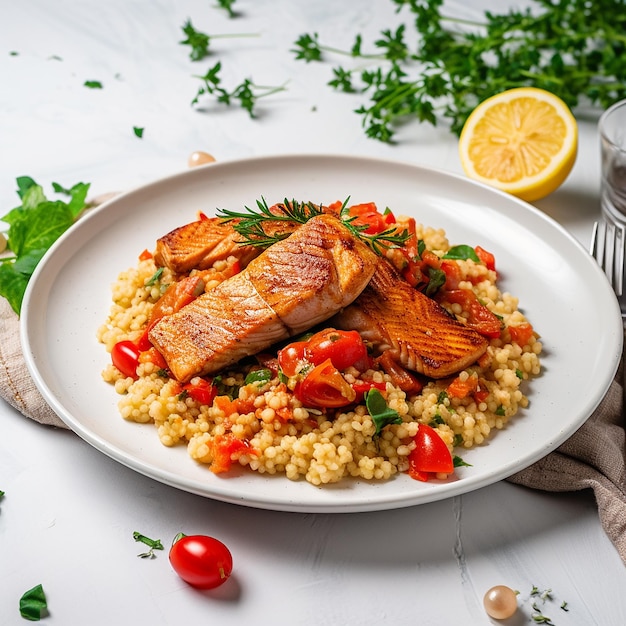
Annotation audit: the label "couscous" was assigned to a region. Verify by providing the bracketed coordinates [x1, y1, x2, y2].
[97, 201, 542, 486]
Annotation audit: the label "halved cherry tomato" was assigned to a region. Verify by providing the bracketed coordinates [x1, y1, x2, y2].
[408, 423, 454, 481]
[183, 378, 217, 405]
[169, 533, 233, 589]
[277, 340, 309, 377]
[296, 359, 356, 408]
[474, 245, 496, 271]
[111, 340, 141, 379]
[443, 289, 502, 338]
[305, 329, 369, 371]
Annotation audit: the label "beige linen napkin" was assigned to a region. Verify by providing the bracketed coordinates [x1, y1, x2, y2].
[2, 297, 625, 560]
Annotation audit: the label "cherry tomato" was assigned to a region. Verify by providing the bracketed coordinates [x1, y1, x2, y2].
[408, 423, 454, 481]
[305, 329, 369, 371]
[169, 534, 233, 589]
[277, 340, 309, 377]
[296, 359, 356, 408]
[507, 322, 535, 346]
[351, 379, 387, 403]
[111, 340, 141, 379]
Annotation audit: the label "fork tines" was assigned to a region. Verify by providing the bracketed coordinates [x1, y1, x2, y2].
[591, 219, 625, 297]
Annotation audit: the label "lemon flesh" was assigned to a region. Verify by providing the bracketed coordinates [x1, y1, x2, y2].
[459, 87, 578, 202]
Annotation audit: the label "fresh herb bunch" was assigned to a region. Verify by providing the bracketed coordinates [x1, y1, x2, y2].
[191, 61, 287, 116]
[0, 177, 90, 315]
[293, 0, 626, 142]
[217, 197, 409, 254]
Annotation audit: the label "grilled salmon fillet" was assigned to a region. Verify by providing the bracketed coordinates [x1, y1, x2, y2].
[332, 261, 488, 378]
[153, 217, 262, 274]
[149, 214, 379, 382]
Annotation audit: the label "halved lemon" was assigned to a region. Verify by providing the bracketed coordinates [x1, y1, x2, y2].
[458, 87, 578, 202]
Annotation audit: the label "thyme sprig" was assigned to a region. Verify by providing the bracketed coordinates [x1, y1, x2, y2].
[216, 197, 409, 255]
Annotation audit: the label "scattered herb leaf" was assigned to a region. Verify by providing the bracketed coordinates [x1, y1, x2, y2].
[365, 388, 403, 435]
[84, 80, 103, 89]
[216, 0, 238, 18]
[133, 531, 164, 558]
[442, 244, 480, 263]
[453, 455, 471, 468]
[133, 126, 144, 138]
[0, 177, 90, 315]
[145, 267, 164, 286]
[19, 584, 47, 621]
[180, 19, 212, 61]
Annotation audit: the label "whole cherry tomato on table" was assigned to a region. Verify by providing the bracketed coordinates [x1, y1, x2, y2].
[169, 533, 233, 589]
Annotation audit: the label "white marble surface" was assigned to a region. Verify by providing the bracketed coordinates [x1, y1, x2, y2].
[1, 1, 624, 624]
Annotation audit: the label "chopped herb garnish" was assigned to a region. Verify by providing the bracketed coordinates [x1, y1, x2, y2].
[495, 405, 506, 416]
[133, 126, 144, 138]
[217, 196, 408, 255]
[515, 369, 524, 380]
[133, 531, 164, 558]
[0, 177, 90, 315]
[84, 80, 103, 89]
[244, 368, 272, 385]
[365, 388, 402, 435]
[19, 584, 47, 621]
[437, 390, 448, 404]
[453, 455, 471, 468]
[145, 267, 164, 286]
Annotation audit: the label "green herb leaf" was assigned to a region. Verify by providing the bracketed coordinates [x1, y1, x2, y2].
[133, 126, 144, 138]
[84, 80, 103, 89]
[365, 388, 402, 435]
[19, 584, 47, 621]
[0, 179, 89, 314]
[133, 531, 164, 558]
[442, 244, 480, 263]
[453, 455, 472, 468]
[244, 368, 272, 385]
[216, 0, 238, 18]
[180, 18, 212, 61]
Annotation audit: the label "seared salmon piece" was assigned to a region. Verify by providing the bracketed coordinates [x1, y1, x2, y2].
[153, 217, 261, 274]
[149, 215, 379, 382]
[332, 261, 488, 379]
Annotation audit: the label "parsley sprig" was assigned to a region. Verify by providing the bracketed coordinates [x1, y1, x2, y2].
[180, 18, 256, 61]
[133, 531, 164, 559]
[293, 0, 626, 142]
[217, 197, 409, 254]
[191, 61, 287, 117]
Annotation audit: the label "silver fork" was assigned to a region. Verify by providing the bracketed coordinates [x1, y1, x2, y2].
[590, 218, 626, 305]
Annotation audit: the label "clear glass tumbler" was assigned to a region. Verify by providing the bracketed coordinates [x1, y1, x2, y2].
[600, 99, 626, 222]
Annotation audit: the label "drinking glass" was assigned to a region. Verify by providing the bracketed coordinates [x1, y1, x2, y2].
[600, 99, 626, 221]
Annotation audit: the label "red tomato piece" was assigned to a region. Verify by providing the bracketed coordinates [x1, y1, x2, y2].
[139, 249, 153, 261]
[508, 322, 535, 346]
[305, 329, 369, 371]
[183, 378, 217, 405]
[277, 340, 309, 377]
[351, 379, 387, 403]
[296, 359, 356, 408]
[111, 340, 141, 379]
[474, 245, 496, 271]
[169, 534, 233, 589]
[408, 423, 454, 480]
[447, 375, 479, 399]
[209, 433, 252, 474]
[440, 259, 463, 290]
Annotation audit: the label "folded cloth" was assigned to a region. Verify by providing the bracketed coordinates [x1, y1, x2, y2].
[0, 298, 67, 428]
[2, 296, 625, 562]
[508, 351, 626, 563]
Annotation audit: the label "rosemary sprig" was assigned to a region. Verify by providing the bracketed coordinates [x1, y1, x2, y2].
[216, 197, 409, 254]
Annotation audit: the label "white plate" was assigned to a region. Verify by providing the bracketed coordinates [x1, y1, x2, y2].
[21, 154, 623, 513]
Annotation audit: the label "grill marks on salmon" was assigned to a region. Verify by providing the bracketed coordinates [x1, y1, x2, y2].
[332, 261, 489, 379]
[149, 215, 379, 382]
